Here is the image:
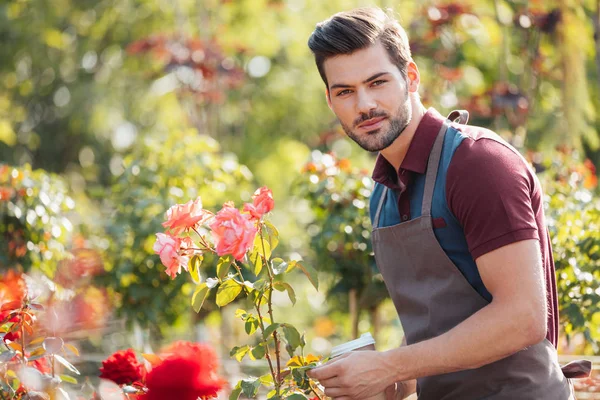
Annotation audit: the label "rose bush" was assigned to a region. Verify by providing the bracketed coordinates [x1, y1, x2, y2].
[153, 186, 326, 399]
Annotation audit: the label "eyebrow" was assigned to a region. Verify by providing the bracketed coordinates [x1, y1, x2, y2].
[329, 72, 391, 90]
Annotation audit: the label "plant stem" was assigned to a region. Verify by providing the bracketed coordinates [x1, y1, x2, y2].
[258, 224, 282, 393]
[232, 261, 277, 388]
[309, 381, 324, 400]
[52, 354, 55, 378]
[192, 227, 215, 252]
[20, 312, 25, 366]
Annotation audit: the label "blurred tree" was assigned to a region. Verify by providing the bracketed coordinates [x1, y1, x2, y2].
[101, 129, 254, 336]
[293, 151, 388, 340]
[539, 150, 600, 354]
[0, 163, 76, 277]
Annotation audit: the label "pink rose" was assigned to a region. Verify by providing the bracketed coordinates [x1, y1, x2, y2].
[162, 197, 212, 235]
[153, 233, 189, 278]
[243, 187, 274, 220]
[210, 205, 257, 261]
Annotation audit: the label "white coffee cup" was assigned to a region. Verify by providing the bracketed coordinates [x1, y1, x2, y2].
[329, 333, 387, 400]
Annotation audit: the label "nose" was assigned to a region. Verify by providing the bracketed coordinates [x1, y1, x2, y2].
[356, 89, 377, 115]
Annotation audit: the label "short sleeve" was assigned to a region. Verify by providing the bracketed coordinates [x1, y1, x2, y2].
[446, 137, 540, 260]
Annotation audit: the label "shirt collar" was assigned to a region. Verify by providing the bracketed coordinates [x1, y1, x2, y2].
[372, 107, 446, 186]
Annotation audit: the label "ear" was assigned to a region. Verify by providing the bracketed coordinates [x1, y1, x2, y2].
[406, 61, 420, 93]
[325, 89, 332, 110]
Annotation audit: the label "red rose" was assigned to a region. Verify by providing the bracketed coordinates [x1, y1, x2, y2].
[143, 341, 225, 400]
[99, 349, 145, 385]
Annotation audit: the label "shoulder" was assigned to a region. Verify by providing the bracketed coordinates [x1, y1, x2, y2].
[446, 124, 536, 190]
[444, 125, 541, 259]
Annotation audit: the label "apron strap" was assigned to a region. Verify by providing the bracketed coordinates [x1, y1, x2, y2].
[447, 109, 469, 124]
[421, 120, 450, 217]
[373, 186, 388, 229]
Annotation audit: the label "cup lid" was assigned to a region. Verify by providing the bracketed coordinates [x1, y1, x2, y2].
[330, 333, 375, 358]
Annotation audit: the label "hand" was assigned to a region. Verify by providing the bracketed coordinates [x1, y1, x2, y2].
[307, 350, 395, 400]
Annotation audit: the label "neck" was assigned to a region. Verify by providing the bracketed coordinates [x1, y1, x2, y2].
[379, 95, 427, 172]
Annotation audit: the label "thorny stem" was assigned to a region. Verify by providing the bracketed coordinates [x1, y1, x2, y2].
[232, 261, 277, 388]
[258, 223, 282, 393]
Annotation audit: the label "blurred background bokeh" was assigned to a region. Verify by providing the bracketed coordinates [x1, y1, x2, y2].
[1, 0, 600, 397]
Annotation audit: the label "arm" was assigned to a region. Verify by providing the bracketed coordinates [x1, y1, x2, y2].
[385, 337, 416, 400]
[309, 239, 547, 400]
[384, 238, 547, 381]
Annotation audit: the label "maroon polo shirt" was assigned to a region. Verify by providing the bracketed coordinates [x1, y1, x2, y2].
[372, 108, 559, 347]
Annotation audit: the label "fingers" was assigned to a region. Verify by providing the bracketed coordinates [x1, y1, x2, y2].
[307, 354, 349, 381]
[318, 376, 340, 388]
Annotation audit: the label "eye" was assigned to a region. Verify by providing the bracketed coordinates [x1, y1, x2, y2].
[371, 80, 387, 87]
[336, 89, 352, 97]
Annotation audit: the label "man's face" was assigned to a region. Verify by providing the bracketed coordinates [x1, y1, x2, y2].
[323, 41, 411, 152]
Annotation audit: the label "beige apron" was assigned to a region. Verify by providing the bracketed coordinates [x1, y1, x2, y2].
[371, 113, 575, 399]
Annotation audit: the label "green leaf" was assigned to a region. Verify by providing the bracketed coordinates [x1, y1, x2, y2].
[253, 279, 268, 291]
[274, 281, 296, 305]
[254, 233, 272, 261]
[54, 354, 80, 375]
[192, 283, 210, 313]
[229, 382, 242, 400]
[259, 373, 274, 386]
[248, 250, 264, 276]
[249, 249, 264, 275]
[188, 255, 203, 284]
[286, 394, 308, 400]
[217, 255, 232, 281]
[263, 221, 279, 253]
[241, 377, 261, 398]
[216, 279, 242, 307]
[250, 344, 266, 360]
[235, 309, 248, 320]
[266, 390, 280, 399]
[230, 345, 250, 362]
[263, 323, 280, 339]
[282, 324, 302, 354]
[272, 258, 288, 275]
[10, 377, 19, 392]
[59, 374, 78, 384]
[245, 317, 259, 335]
[295, 262, 318, 290]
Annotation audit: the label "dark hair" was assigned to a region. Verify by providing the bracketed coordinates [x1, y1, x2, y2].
[307, 7, 412, 87]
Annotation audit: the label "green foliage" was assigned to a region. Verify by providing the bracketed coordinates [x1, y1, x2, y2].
[101, 131, 253, 332]
[154, 189, 325, 398]
[0, 164, 75, 276]
[540, 151, 600, 352]
[292, 151, 387, 331]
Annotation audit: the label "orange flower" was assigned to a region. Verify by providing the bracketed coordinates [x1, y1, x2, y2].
[337, 158, 352, 172]
[210, 205, 257, 261]
[162, 197, 212, 235]
[0, 186, 14, 201]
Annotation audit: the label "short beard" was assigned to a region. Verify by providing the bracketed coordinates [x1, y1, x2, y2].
[341, 98, 412, 152]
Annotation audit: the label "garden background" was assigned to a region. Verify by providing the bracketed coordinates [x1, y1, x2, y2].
[1, 0, 600, 398]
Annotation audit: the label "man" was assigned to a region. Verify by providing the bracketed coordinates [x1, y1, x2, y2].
[305, 7, 583, 400]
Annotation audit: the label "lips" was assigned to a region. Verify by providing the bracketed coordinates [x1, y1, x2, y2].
[357, 117, 386, 130]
